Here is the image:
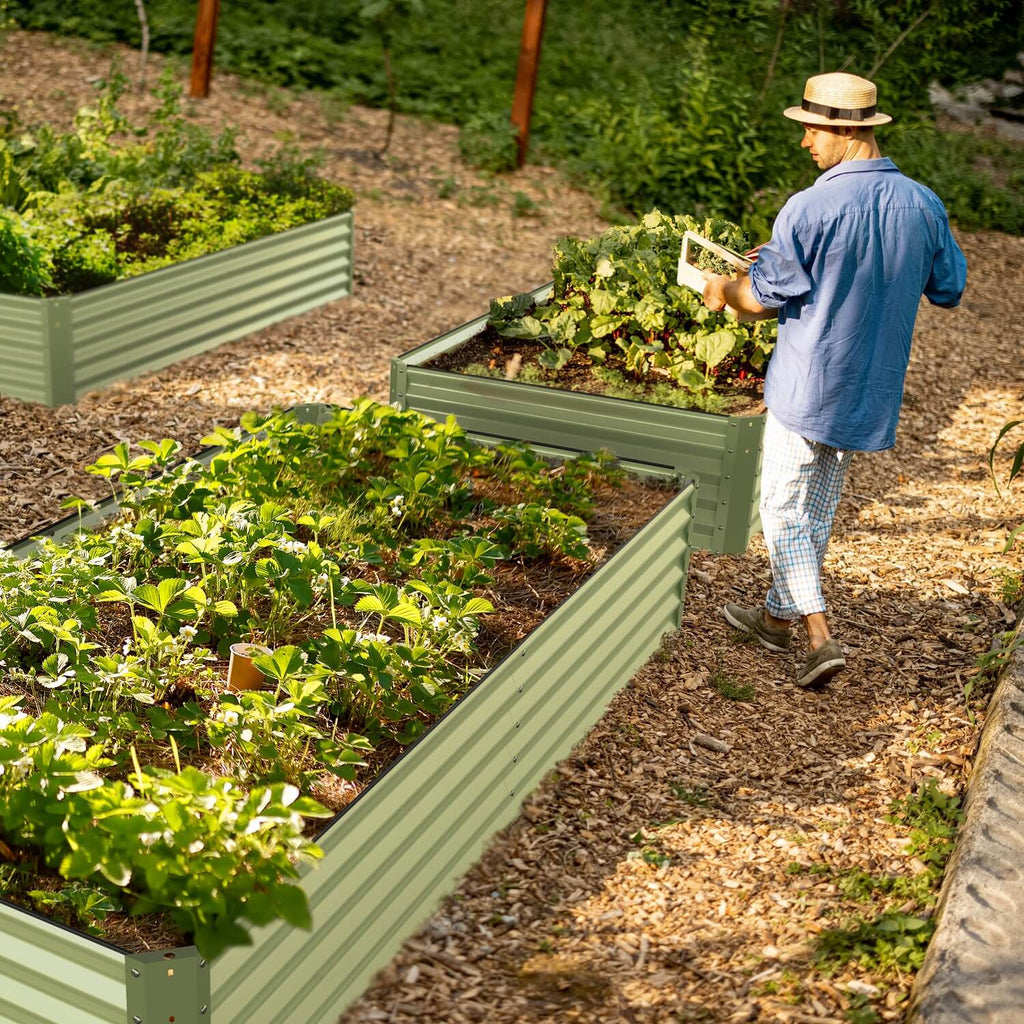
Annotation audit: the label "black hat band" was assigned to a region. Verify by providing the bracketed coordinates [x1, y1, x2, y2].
[801, 98, 877, 121]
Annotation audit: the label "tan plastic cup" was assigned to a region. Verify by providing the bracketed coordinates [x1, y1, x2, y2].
[226, 643, 272, 692]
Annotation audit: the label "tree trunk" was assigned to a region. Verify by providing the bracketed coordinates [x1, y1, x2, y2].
[134, 0, 150, 93]
[190, 0, 221, 99]
[510, 0, 548, 169]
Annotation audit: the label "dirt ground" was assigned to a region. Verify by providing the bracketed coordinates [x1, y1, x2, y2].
[2, 30, 1024, 1024]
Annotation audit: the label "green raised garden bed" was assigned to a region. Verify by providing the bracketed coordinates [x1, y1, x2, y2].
[390, 286, 765, 555]
[0, 404, 695, 1024]
[0, 212, 354, 407]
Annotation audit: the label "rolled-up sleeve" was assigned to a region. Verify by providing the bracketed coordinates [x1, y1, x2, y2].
[748, 203, 814, 310]
[924, 220, 967, 308]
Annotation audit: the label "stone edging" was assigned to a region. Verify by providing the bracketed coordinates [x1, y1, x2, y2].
[907, 619, 1024, 1023]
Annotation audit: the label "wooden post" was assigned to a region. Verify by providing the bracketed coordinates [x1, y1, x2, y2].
[189, 0, 221, 99]
[510, 0, 547, 169]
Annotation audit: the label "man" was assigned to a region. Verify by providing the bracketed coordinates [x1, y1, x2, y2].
[701, 72, 967, 688]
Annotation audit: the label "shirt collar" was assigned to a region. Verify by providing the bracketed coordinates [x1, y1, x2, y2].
[816, 156, 898, 185]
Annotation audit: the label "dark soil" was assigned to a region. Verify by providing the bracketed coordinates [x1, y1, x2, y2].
[425, 325, 766, 417]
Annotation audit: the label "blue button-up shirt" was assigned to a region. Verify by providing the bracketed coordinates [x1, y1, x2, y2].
[748, 157, 967, 451]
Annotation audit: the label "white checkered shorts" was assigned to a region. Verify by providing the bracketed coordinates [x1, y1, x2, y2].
[760, 411, 853, 620]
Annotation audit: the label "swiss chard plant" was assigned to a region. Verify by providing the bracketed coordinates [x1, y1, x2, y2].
[0, 400, 639, 956]
[488, 210, 777, 398]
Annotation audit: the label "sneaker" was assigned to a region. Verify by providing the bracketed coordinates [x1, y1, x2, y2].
[797, 638, 846, 688]
[722, 603, 792, 653]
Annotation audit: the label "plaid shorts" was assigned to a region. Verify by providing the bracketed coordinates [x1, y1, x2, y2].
[760, 411, 853, 620]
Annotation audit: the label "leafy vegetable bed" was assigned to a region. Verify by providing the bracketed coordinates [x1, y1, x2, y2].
[0, 72, 354, 297]
[0, 400, 676, 961]
[392, 214, 771, 555]
[0, 73, 355, 405]
[461, 211, 775, 411]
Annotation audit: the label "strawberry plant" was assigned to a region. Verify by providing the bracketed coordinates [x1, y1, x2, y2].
[488, 210, 776, 398]
[0, 400, 650, 955]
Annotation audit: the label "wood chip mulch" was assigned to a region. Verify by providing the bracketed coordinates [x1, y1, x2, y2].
[2, 31, 1023, 1022]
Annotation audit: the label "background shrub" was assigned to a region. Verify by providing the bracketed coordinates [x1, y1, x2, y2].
[8, 0, 1022, 234]
[0, 74, 355, 296]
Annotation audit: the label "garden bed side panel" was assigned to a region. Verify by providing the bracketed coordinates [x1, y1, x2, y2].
[391, 319, 764, 554]
[210, 483, 696, 1024]
[66, 212, 354, 403]
[0, 294, 51, 406]
[0, 901, 126, 1024]
[0, 214, 353, 407]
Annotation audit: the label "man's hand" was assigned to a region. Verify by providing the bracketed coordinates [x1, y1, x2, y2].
[700, 269, 775, 322]
[701, 270, 729, 312]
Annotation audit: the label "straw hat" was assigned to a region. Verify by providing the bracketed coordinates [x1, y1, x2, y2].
[784, 72, 892, 127]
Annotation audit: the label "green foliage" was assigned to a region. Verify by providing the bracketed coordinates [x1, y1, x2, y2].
[0, 72, 354, 296]
[0, 401, 632, 951]
[996, 569, 1023, 608]
[711, 671, 755, 702]
[815, 910, 935, 976]
[591, 367, 730, 412]
[490, 211, 776, 394]
[814, 780, 963, 978]
[0, 208, 51, 295]
[0, 861, 122, 936]
[835, 866, 936, 906]
[489, 503, 590, 561]
[0, 701, 333, 958]
[885, 125, 1024, 236]
[988, 419, 1024, 553]
[888, 780, 963, 869]
[8, 0, 1020, 232]
[459, 111, 519, 174]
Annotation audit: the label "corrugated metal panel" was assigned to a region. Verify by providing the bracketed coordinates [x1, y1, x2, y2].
[0, 901, 126, 1023]
[393, 309, 764, 554]
[69, 213, 353, 396]
[0, 295, 49, 405]
[5, 407, 692, 1023]
[211, 483, 695, 1024]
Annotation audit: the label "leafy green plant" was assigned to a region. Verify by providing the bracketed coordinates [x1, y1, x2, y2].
[815, 910, 934, 975]
[888, 780, 963, 869]
[488, 211, 776, 396]
[814, 780, 962, 977]
[0, 400, 639, 952]
[512, 190, 540, 218]
[0, 72, 354, 297]
[711, 671, 755, 702]
[0, 208, 51, 294]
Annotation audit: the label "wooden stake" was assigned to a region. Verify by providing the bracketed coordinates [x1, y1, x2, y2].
[510, 0, 547, 169]
[189, 0, 221, 99]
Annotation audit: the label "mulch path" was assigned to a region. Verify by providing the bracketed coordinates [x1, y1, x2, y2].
[2, 30, 1023, 1023]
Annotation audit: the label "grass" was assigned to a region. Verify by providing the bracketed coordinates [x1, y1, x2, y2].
[710, 669, 756, 702]
[652, 630, 678, 663]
